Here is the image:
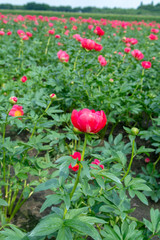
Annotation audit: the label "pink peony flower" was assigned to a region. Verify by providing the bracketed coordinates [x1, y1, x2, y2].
[71, 108, 107, 134]
[9, 105, 24, 118]
[94, 26, 105, 36]
[91, 159, 104, 169]
[149, 34, 158, 40]
[131, 49, 144, 60]
[48, 29, 55, 35]
[124, 47, 131, 53]
[98, 55, 107, 66]
[141, 61, 151, 69]
[57, 50, 69, 62]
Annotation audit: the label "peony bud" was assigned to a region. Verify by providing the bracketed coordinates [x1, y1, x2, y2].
[50, 93, 56, 99]
[145, 158, 150, 163]
[131, 127, 139, 136]
[9, 96, 18, 104]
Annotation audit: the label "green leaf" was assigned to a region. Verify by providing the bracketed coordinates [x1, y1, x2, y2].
[56, 227, 73, 240]
[76, 216, 106, 224]
[137, 146, 154, 154]
[56, 156, 72, 163]
[34, 178, 59, 192]
[101, 225, 121, 240]
[0, 224, 27, 240]
[40, 194, 61, 213]
[124, 175, 131, 187]
[29, 216, 63, 237]
[64, 219, 102, 240]
[98, 171, 122, 185]
[66, 207, 88, 219]
[116, 151, 127, 166]
[114, 134, 123, 145]
[132, 184, 151, 191]
[0, 198, 8, 206]
[150, 208, 160, 233]
[135, 191, 148, 205]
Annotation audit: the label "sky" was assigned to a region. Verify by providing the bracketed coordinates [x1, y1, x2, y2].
[0, 0, 160, 8]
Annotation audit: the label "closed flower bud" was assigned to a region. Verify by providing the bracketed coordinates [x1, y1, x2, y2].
[131, 127, 139, 136]
[9, 96, 18, 104]
[50, 93, 56, 99]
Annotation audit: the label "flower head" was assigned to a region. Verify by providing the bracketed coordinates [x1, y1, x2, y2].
[149, 34, 158, 40]
[21, 76, 27, 82]
[98, 55, 107, 66]
[145, 158, 150, 163]
[91, 159, 104, 169]
[9, 105, 24, 118]
[71, 108, 107, 134]
[124, 47, 131, 53]
[131, 49, 144, 60]
[141, 61, 151, 69]
[94, 26, 105, 36]
[57, 50, 69, 62]
[68, 152, 81, 171]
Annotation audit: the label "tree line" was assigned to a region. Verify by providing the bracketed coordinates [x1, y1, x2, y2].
[0, 1, 160, 15]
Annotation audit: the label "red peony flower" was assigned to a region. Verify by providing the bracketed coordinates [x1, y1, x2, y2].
[149, 34, 158, 40]
[131, 49, 144, 60]
[9, 105, 24, 118]
[98, 55, 107, 66]
[81, 38, 95, 51]
[55, 34, 60, 38]
[141, 61, 151, 69]
[94, 26, 105, 36]
[151, 28, 159, 34]
[7, 31, 12, 36]
[71, 108, 107, 134]
[57, 50, 69, 62]
[94, 42, 103, 51]
[48, 29, 55, 35]
[145, 158, 150, 163]
[21, 76, 27, 82]
[68, 152, 81, 171]
[124, 47, 131, 53]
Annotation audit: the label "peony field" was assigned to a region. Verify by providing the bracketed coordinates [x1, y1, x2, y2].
[0, 13, 160, 239]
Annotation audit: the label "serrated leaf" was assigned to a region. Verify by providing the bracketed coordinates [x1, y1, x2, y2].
[0, 198, 8, 206]
[56, 227, 73, 240]
[34, 178, 59, 192]
[135, 191, 148, 205]
[98, 172, 122, 185]
[40, 194, 61, 213]
[29, 216, 63, 237]
[64, 219, 101, 240]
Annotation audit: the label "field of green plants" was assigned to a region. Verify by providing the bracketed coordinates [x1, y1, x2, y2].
[1, 9, 160, 22]
[0, 12, 160, 239]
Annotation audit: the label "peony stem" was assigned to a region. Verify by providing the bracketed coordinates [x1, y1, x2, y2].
[63, 134, 88, 219]
[74, 49, 81, 71]
[45, 36, 51, 55]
